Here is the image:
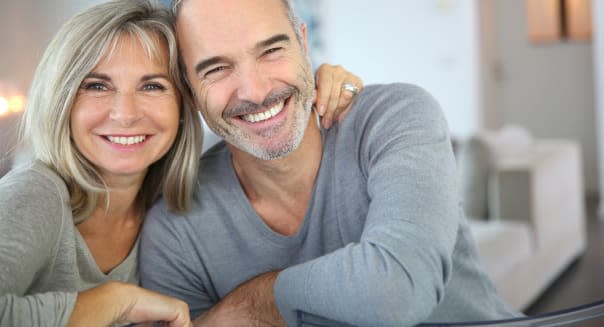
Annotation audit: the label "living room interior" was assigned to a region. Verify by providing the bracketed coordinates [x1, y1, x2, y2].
[1, 0, 603, 323]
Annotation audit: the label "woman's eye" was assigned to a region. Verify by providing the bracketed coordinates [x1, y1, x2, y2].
[81, 82, 108, 91]
[143, 83, 166, 91]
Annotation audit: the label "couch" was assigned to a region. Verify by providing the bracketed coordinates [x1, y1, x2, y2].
[456, 125, 587, 311]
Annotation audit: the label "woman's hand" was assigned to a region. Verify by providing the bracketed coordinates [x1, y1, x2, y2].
[314, 64, 363, 129]
[68, 282, 192, 327]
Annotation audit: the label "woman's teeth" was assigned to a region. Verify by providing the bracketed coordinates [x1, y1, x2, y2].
[241, 101, 284, 123]
[106, 135, 146, 145]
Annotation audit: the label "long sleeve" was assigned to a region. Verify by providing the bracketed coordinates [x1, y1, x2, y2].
[274, 84, 461, 326]
[0, 165, 77, 327]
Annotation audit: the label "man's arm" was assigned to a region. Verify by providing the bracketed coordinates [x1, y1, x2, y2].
[193, 271, 284, 327]
[273, 85, 460, 326]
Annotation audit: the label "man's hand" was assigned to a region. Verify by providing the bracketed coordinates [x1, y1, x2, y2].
[194, 271, 285, 327]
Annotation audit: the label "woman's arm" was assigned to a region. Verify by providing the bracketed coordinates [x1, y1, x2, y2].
[68, 282, 192, 327]
[0, 168, 192, 327]
[313, 64, 363, 129]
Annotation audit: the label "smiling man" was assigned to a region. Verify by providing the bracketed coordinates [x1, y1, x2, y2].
[139, 0, 519, 326]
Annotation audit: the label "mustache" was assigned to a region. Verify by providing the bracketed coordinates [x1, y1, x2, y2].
[223, 86, 296, 118]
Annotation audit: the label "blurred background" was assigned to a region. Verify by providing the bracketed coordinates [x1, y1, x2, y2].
[1, 0, 603, 321]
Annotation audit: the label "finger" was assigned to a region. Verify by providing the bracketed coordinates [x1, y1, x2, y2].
[336, 104, 352, 123]
[329, 80, 362, 127]
[314, 63, 334, 116]
[334, 75, 363, 123]
[321, 74, 345, 129]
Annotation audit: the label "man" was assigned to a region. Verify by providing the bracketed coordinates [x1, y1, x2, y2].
[140, 0, 519, 325]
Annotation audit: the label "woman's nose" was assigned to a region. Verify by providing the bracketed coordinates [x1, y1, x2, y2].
[109, 91, 143, 126]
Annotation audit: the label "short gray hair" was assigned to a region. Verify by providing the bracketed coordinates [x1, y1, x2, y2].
[170, 0, 304, 43]
[22, 0, 201, 222]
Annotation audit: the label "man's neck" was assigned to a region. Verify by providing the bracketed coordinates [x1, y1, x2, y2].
[229, 114, 323, 235]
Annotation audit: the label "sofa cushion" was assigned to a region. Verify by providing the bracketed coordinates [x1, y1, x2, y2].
[469, 219, 533, 282]
[458, 125, 533, 220]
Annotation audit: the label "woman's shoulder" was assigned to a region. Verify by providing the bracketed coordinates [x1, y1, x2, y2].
[0, 160, 70, 218]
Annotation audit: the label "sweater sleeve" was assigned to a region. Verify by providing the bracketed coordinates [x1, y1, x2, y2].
[0, 167, 77, 327]
[274, 84, 461, 326]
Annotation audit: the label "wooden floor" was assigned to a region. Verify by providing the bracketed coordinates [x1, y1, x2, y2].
[525, 198, 604, 324]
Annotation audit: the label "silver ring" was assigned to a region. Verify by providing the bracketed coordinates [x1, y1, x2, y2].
[342, 82, 359, 95]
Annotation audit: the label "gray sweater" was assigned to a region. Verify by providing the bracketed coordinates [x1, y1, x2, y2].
[0, 162, 139, 327]
[140, 84, 518, 326]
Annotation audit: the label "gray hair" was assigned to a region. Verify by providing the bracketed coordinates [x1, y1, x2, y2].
[170, 0, 304, 43]
[22, 0, 202, 223]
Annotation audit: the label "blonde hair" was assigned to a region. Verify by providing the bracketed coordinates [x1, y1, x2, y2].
[22, 0, 202, 223]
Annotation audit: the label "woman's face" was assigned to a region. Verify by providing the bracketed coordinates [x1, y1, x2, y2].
[70, 34, 180, 183]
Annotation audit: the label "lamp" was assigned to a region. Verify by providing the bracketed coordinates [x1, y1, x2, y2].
[565, 0, 592, 40]
[527, 0, 562, 42]
[526, 0, 592, 43]
[0, 82, 26, 117]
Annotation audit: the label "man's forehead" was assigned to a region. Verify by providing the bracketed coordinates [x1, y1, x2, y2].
[177, 0, 289, 19]
[176, 0, 295, 46]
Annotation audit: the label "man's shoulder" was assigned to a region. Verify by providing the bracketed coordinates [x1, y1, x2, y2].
[359, 83, 435, 102]
[343, 83, 444, 131]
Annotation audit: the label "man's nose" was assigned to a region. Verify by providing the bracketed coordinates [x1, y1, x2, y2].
[109, 91, 143, 126]
[235, 64, 271, 104]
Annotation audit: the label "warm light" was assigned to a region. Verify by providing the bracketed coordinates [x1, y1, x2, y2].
[527, 0, 561, 43]
[565, 0, 592, 41]
[8, 95, 26, 113]
[0, 97, 8, 116]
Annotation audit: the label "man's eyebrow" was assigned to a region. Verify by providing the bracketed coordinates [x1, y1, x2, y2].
[193, 34, 292, 77]
[255, 34, 291, 51]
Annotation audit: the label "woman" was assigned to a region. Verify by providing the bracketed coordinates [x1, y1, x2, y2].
[0, 1, 362, 326]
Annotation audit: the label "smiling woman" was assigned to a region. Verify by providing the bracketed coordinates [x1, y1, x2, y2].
[70, 34, 180, 183]
[0, 1, 200, 326]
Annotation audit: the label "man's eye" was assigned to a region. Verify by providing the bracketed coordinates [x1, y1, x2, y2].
[205, 66, 227, 77]
[263, 47, 284, 57]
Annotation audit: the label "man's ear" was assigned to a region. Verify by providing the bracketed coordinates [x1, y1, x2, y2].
[299, 23, 309, 54]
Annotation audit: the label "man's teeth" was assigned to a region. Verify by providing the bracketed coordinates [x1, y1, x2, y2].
[241, 101, 284, 123]
[106, 135, 146, 145]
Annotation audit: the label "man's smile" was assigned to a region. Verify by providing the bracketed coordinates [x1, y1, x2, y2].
[240, 100, 285, 123]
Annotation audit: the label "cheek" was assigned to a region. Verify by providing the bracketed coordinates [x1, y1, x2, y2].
[69, 103, 95, 139]
[198, 85, 225, 121]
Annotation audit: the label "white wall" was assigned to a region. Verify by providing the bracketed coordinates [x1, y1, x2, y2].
[322, 0, 480, 138]
[0, 0, 104, 93]
[489, 0, 598, 193]
[321, 0, 599, 194]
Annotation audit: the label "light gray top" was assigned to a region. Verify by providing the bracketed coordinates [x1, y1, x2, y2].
[140, 84, 518, 326]
[0, 162, 139, 327]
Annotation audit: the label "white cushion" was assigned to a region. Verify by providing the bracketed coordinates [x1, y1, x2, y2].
[469, 219, 533, 282]
[458, 125, 533, 219]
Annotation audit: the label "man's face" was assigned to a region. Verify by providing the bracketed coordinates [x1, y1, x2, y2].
[176, 0, 315, 160]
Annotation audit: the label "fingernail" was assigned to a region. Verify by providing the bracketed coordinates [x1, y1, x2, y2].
[318, 105, 326, 116]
